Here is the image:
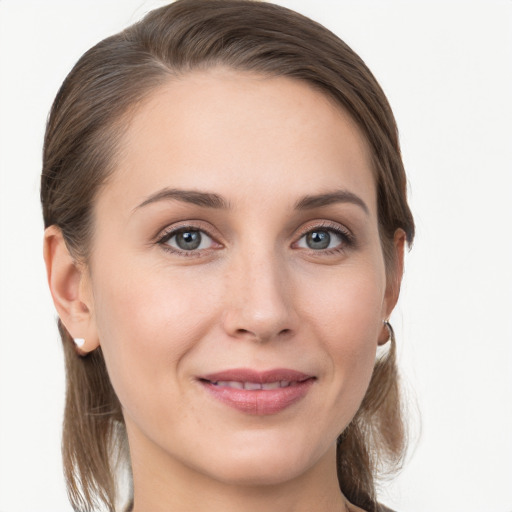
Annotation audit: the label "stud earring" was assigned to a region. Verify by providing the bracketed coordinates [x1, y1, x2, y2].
[73, 337, 85, 348]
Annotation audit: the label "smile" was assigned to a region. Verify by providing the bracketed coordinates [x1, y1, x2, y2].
[198, 368, 315, 415]
[210, 380, 295, 390]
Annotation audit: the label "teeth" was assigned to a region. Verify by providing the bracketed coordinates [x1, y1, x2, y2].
[216, 381, 244, 389]
[261, 381, 280, 390]
[211, 380, 292, 390]
[245, 382, 262, 390]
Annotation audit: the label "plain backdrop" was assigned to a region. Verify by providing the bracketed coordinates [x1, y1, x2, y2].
[0, 1, 511, 511]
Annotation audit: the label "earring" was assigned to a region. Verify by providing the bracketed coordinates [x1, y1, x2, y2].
[73, 337, 85, 348]
[384, 320, 395, 342]
[378, 320, 395, 345]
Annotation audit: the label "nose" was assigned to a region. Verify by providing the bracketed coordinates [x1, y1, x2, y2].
[222, 249, 297, 343]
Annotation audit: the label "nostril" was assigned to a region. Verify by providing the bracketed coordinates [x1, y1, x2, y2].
[232, 327, 293, 342]
[223, 298, 297, 342]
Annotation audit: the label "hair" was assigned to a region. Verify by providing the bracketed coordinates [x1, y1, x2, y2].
[41, 1, 415, 511]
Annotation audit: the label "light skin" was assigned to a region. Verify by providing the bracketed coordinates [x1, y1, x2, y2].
[44, 69, 404, 512]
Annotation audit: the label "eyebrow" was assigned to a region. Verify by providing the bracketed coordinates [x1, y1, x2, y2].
[134, 188, 230, 211]
[134, 187, 368, 215]
[294, 190, 369, 215]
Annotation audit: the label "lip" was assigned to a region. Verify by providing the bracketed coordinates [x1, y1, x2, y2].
[198, 368, 315, 415]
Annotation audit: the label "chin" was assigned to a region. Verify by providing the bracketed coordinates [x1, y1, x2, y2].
[204, 456, 313, 487]
[189, 430, 333, 487]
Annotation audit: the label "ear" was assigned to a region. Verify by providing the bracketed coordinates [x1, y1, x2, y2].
[43, 226, 99, 354]
[378, 228, 406, 345]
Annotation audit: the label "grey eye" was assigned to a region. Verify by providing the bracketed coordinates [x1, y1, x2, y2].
[165, 229, 213, 251]
[296, 229, 344, 251]
[305, 231, 331, 250]
[175, 231, 201, 250]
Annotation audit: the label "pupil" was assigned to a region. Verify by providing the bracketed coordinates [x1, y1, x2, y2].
[307, 231, 330, 250]
[176, 231, 201, 250]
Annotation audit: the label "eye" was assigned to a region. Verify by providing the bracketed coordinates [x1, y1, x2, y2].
[295, 225, 353, 252]
[158, 227, 216, 253]
[297, 229, 341, 250]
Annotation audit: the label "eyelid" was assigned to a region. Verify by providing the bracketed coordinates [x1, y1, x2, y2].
[295, 220, 353, 239]
[154, 220, 217, 241]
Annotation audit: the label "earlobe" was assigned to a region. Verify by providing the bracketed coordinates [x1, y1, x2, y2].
[43, 226, 99, 353]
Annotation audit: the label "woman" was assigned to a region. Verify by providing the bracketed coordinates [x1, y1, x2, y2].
[41, 1, 414, 511]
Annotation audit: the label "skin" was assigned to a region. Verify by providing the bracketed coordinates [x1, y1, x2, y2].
[44, 69, 404, 512]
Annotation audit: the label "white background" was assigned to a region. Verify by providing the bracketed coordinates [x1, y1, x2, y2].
[0, 1, 511, 511]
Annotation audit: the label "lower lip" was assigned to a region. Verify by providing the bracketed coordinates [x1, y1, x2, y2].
[200, 379, 315, 415]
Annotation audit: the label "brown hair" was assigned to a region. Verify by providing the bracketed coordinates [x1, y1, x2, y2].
[41, 1, 415, 511]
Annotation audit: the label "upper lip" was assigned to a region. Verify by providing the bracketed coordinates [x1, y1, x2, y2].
[199, 368, 314, 384]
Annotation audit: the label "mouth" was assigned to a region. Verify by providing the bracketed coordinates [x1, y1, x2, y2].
[197, 368, 315, 415]
[207, 380, 301, 390]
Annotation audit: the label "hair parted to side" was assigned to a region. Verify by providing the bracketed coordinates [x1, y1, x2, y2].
[41, 1, 415, 511]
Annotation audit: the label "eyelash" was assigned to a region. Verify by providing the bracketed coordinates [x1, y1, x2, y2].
[155, 221, 355, 257]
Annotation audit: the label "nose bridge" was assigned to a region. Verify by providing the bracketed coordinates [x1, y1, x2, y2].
[223, 242, 295, 341]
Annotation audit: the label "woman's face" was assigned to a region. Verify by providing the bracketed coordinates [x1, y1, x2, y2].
[83, 69, 399, 487]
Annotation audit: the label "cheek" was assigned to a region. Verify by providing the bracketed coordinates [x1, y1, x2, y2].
[301, 263, 386, 401]
[90, 259, 220, 407]
[305, 257, 385, 339]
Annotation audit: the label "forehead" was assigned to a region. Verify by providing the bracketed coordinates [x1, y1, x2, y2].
[101, 68, 376, 214]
